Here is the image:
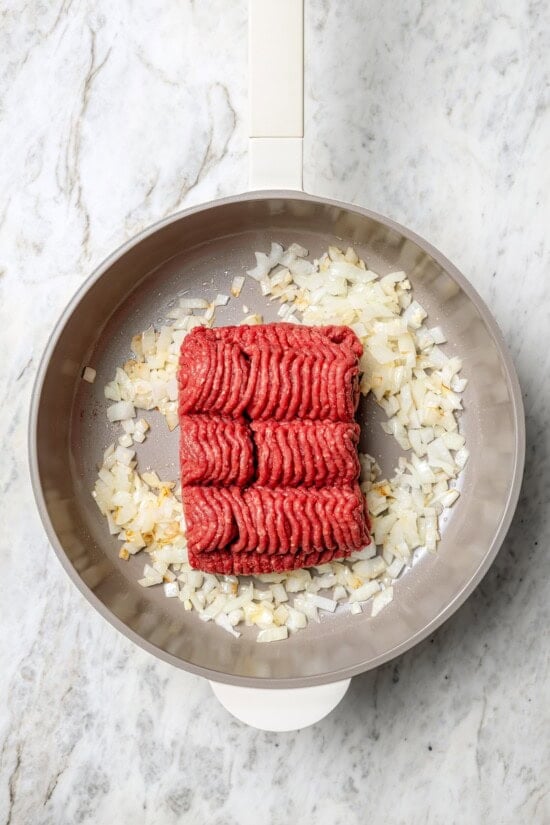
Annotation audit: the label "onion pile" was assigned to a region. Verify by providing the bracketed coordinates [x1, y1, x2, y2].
[91, 242, 468, 642]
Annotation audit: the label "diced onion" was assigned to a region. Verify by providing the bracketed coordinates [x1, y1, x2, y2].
[372, 586, 394, 617]
[305, 593, 337, 613]
[163, 582, 179, 598]
[107, 401, 135, 422]
[214, 293, 230, 306]
[348, 581, 380, 603]
[257, 627, 288, 643]
[230, 276, 245, 297]
[179, 298, 209, 309]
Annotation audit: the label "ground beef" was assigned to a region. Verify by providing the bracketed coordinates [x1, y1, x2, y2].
[179, 324, 360, 421]
[212, 322, 363, 358]
[244, 345, 359, 421]
[252, 420, 360, 487]
[179, 415, 253, 486]
[189, 547, 354, 575]
[178, 322, 371, 574]
[182, 486, 238, 553]
[178, 335, 249, 416]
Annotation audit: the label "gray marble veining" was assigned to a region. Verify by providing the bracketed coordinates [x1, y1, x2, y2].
[1, 0, 549, 823]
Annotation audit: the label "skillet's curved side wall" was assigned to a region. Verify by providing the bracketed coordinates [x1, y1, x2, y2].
[31, 194, 523, 684]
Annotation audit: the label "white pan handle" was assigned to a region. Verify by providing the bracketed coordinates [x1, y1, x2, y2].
[210, 678, 351, 731]
[249, 0, 304, 190]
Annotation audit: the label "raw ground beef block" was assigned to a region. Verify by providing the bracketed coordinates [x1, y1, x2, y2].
[183, 484, 370, 574]
[179, 415, 254, 486]
[252, 420, 360, 487]
[178, 321, 370, 574]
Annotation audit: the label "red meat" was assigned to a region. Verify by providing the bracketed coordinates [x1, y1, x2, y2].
[179, 415, 253, 486]
[184, 484, 370, 573]
[214, 322, 363, 358]
[178, 324, 361, 421]
[178, 332, 249, 416]
[189, 547, 352, 575]
[178, 321, 370, 575]
[182, 486, 238, 554]
[244, 345, 358, 421]
[252, 420, 360, 487]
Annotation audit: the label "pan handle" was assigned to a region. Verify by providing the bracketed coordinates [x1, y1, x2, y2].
[248, 0, 304, 190]
[210, 678, 351, 731]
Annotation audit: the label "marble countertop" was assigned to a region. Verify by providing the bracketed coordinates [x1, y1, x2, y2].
[1, 1, 548, 822]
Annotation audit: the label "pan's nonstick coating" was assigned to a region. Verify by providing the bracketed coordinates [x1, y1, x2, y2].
[29, 193, 524, 687]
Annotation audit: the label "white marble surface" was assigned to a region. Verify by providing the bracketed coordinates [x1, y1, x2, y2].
[1, 0, 549, 822]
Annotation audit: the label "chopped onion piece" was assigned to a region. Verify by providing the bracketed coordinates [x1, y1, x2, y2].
[348, 581, 380, 603]
[353, 557, 387, 579]
[204, 594, 227, 618]
[305, 593, 337, 613]
[259, 276, 271, 296]
[138, 577, 161, 588]
[287, 242, 308, 258]
[82, 366, 96, 383]
[386, 559, 405, 579]
[104, 382, 121, 402]
[113, 445, 135, 466]
[454, 447, 469, 468]
[402, 300, 427, 329]
[140, 326, 156, 357]
[435, 489, 460, 508]
[163, 582, 179, 598]
[241, 313, 263, 325]
[372, 587, 394, 617]
[429, 326, 447, 344]
[293, 596, 319, 623]
[143, 564, 162, 583]
[107, 401, 135, 422]
[257, 626, 288, 643]
[271, 583, 288, 603]
[179, 297, 209, 309]
[246, 252, 271, 281]
[215, 612, 241, 637]
[286, 606, 307, 631]
[230, 276, 245, 297]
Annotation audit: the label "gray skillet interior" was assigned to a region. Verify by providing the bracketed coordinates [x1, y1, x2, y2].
[30, 192, 524, 687]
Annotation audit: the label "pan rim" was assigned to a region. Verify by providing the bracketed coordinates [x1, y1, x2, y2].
[28, 190, 526, 688]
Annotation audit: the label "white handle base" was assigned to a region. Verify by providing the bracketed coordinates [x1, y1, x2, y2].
[249, 137, 303, 191]
[210, 678, 351, 731]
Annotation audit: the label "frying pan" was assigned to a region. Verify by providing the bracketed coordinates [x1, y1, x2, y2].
[29, 0, 524, 730]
